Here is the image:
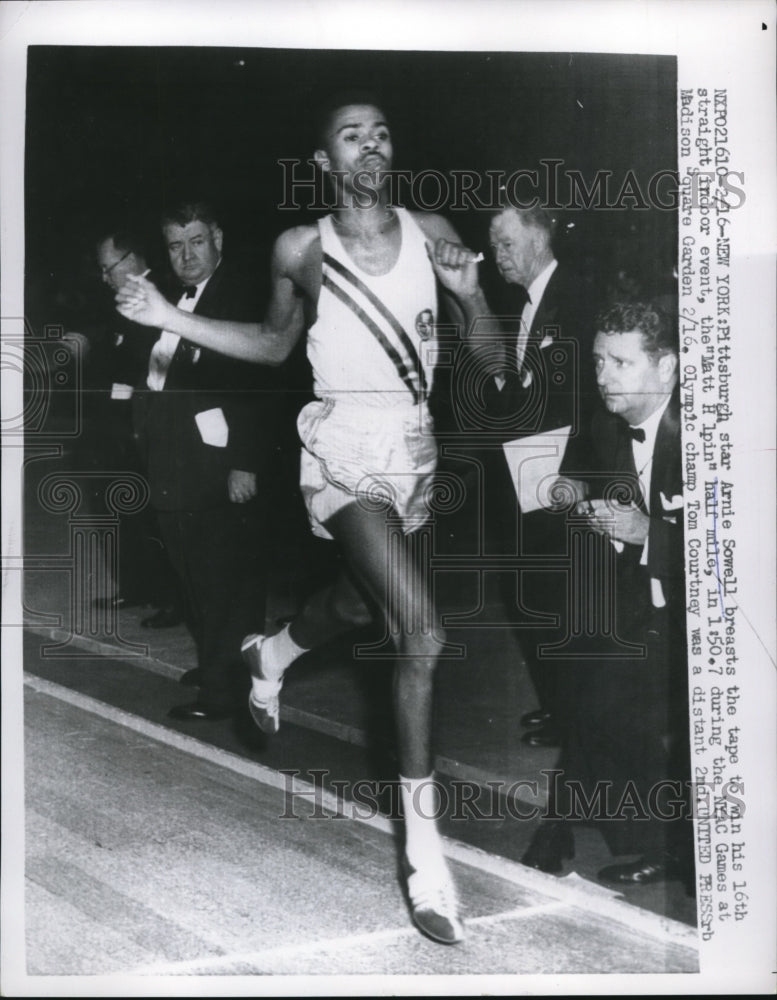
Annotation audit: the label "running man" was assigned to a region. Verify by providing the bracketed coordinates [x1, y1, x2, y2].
[116, 92, 484, 944]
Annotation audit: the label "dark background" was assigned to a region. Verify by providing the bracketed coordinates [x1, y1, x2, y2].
[25, 46, 677, 333]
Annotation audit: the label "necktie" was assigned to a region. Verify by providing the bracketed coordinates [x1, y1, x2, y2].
[628, 426, 646, 443]
[182, 285, 197, 299]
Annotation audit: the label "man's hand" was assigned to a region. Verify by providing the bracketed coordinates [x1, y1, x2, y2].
[228, 469, 257, 504]
[116, 274, 173, 329]
[581, 499, 650, 546]
[548, 476, 589, 509]
[425, 238, 482, 300]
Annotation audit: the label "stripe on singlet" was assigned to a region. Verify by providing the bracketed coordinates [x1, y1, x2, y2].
[322, 252, 428, 399]
[321, 272, 422, 404]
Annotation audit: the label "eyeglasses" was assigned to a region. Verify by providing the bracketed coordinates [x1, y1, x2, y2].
[100, 250, 131, 276]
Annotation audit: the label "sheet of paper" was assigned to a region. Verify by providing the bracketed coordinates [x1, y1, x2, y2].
[194, 407, 229, 448]
[502, 426, 572, 513]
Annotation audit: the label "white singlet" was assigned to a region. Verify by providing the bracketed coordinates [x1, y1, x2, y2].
[297, 207, 439, 539]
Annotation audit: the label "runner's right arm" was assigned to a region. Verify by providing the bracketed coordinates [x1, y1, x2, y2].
[114, 228, 309, 365]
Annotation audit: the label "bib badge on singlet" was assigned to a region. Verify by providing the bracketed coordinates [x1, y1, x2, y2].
[415, 309, 435, 341]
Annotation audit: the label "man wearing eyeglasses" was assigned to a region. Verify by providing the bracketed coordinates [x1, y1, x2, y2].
[98, 241, 135, 286]
[95, 233, 161, 394]
[65, 230, 181, 625]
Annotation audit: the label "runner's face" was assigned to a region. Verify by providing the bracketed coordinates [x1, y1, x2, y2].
[317, 104, 393, 191]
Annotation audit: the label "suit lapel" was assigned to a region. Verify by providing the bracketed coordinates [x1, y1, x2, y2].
[165, 272, 218, 383]
[594, 409, 642, 510]
[615, 420, 644, 511]
[191, 264, 222, 318]
[649, 389, 682, 514]
[164, 338, 196, 386]
[529, 268, 561, 343]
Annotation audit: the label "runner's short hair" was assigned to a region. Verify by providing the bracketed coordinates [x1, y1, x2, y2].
[314, 90, 387, 147]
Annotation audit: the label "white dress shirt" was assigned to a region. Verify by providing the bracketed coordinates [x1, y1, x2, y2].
[518, 258, 558, 366]
[630, 395, 672, 606]
[146, 277, 209, 391]
[630, 394, 671, 515]
[496, 257, 558, 390]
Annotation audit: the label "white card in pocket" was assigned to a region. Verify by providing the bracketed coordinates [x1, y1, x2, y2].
[110, 382, 134, 400]
[195, 407, 229, 448]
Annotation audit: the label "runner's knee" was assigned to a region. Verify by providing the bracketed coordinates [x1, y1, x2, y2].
[330, 587, 372, 627]
[401, 627, 445, 663]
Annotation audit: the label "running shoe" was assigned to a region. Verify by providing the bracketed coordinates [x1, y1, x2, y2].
[402, 856, 464, 945]
[241, 634, 282, 735]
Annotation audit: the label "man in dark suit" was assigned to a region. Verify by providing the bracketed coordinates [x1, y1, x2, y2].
[481, 206, 597, 748]
[522, 301, 693, 890]
[69, 230, 182, 624]
[133, 200, 275, 720]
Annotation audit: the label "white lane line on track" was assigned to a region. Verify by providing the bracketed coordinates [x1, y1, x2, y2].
[24, 671, 394, 832]
[26, 625, 550, 804]
[24, 673, 699, 952]
[467, 899, 566, 928]
[126, 926, 419, 975]
[125, 902, 570, 976]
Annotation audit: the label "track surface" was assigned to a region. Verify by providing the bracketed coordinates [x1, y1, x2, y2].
[20, 673, 698, 980]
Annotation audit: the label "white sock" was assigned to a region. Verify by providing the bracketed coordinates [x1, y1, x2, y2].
[399, 774, 446, 872]
[260, 624, 307, 681]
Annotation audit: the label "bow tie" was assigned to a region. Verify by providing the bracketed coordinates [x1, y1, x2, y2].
[181, 285, 197, 299]
[627, 426, 646, 443]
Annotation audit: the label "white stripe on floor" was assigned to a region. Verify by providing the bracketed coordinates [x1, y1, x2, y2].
[24, 672, 699, 953]
[25, 625, 550, 802]
[125, 901, 569, 976]
[24, 671, 393, 829]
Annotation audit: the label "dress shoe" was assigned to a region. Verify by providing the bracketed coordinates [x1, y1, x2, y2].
[521, 820, 575, 874]
[141, 606, 183, 629]
[520, 709, 552, 729]
[521, 725, 560, 748]
[179, 667, 203, 687]
[598, 850, 693, 891]
[167, 701, 233, 721]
